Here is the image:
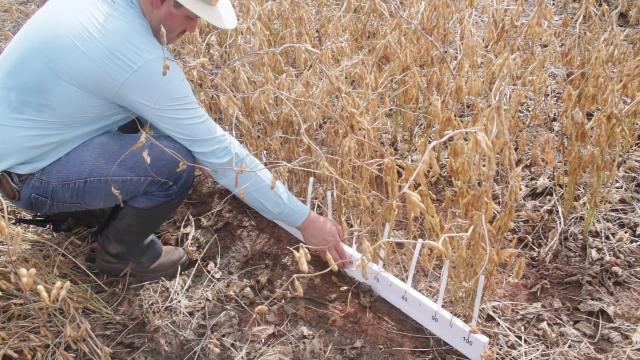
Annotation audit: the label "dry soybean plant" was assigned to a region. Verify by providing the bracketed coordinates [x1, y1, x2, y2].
[0, 198, 115, 359]
[170, 0, 639, 320]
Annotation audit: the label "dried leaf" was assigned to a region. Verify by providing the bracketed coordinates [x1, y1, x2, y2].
[512, 257, 526, 280]
[603, 329, 623, 344]
[498, 249, 518, 263]
[159, 24, 168, 45]
[111, 185, 123, 205]
[142, 149, 151, 165]
[425, 240, 448, 258]
[291, 278, 304, 297]
[0, 220, 6, 237]
[162, 58, 170, 76]
[476, 131, 493, 156]
[406, 191, 426, 217]
[133, 133, 146, 149]
[574, 321, 596, 336]
[250, 325, 276, 340]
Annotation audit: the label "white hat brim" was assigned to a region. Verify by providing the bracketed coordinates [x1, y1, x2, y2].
[178, 0, 238, 29]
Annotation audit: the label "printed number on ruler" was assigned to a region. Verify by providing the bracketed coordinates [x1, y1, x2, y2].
[463, 332, 474, 346]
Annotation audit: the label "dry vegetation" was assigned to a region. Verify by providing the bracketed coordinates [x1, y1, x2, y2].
[1, 0, 639, 359]
[176, 0, 639, 323]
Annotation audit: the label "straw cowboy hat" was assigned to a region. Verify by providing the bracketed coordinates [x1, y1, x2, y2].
[178, 0, 238, 29]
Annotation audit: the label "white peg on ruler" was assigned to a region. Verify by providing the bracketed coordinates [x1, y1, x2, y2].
[378, 223, 390, 268]
[436, 260, 450, 307]
[350, 220, 359, 251]
[471, 275, 485, 328]
[352, 232, 358, 251]
[406, 238, 423, 287]
[349, 232, 359, 269]
[306, 177, 314, 208]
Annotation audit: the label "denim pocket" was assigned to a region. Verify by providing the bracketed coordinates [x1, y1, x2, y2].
[30, 194, 85, 215]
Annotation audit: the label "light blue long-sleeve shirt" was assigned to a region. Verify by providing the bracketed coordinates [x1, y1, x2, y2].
[0, 0, 309, 227]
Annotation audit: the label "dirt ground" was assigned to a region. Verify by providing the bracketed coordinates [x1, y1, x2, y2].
[1, 1, 639, 359]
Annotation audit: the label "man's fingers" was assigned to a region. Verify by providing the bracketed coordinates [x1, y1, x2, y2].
[334, 221, 345, 240]
[331, 241, 350, 268]
[328, 247, 345, 269]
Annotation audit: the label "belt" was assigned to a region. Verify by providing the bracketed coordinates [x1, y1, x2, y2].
[0, 171, 31, 201]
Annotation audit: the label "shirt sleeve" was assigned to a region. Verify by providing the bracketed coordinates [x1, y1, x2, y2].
[113, 56, 309, 227]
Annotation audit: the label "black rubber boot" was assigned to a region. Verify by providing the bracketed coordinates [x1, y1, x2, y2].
[95, 195, 190, 281]
[47, 208, 115, 231]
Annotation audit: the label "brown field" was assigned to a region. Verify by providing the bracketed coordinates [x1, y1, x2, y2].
[1, 0, 639, 359]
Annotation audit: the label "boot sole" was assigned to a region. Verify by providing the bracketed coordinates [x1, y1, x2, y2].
[96, 255, 191, 282]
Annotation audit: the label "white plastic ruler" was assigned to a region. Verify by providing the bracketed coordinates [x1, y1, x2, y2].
[274, 220, 488, 359]
[272, 179, 489, 359]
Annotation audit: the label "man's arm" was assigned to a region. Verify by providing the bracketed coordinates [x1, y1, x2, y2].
[114, 58, 349, 265]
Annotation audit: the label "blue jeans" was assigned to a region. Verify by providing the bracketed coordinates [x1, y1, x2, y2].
[13, 131, 195, 215]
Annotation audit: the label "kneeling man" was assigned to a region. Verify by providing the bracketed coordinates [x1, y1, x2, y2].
[0, 0, 348, 280]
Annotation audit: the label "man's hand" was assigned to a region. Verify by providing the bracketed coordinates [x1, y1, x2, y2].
[297, 212, 351, 268]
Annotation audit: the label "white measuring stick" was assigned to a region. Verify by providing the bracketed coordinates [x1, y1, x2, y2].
[406, 238, 423, 288]
[437, 260, 450, 307]
[344, 251, 489, 359]
[274, 220, 489, 359]
[273, 179, 489, 359]
[351, 232, 358, 252]
[471, 275, 485, 328]
[327, 191, 333, 220]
